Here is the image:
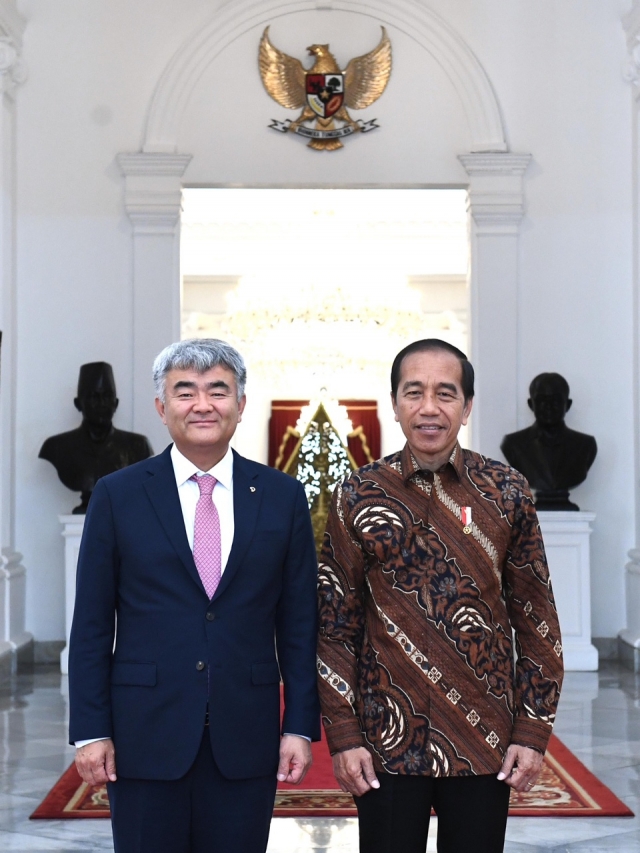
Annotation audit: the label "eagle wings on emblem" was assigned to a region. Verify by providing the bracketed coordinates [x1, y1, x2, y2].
[259, 27, 392, 150]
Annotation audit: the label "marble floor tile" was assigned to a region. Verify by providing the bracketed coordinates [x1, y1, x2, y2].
[0, 663, 637, 851]
[505, 816, 635, 848]
[0, 772, 63, 799]
[0, 829, 104, 850]
[10, 817, 114, 843]
[556, 828, 640, 851]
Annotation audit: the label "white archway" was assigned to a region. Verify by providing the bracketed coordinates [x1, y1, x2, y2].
[143, 0, 507, 155]
[118, 2, 530, 459]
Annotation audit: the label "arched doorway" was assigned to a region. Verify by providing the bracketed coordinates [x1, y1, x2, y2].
[117, 1, 531, 458]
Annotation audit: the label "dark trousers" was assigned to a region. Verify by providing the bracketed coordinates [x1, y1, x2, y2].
[356, 772, 511, 853]
[107, 730, 277, 853]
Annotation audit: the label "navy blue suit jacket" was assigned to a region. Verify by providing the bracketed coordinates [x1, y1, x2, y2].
[68, 445, 320, 781]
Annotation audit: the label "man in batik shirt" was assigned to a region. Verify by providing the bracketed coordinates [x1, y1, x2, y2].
[317, 339, 563, 853]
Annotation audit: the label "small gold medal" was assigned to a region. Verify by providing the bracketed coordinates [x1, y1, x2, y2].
[463, 525, 471, 534]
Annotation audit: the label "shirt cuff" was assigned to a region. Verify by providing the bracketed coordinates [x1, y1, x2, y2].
[323, 718, 366, 755]
[510, 718, 553, 754]
[283, 732, 311, 742]
[75, 737, 110, 749]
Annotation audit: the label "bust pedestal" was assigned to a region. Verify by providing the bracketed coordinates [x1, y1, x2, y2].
[537, 511, 598, 671]
[59, 515, 85, 675]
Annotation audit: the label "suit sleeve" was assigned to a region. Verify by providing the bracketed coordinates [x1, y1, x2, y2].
[316, 480, 368, 754]
[68, 478, 119, 744]
[504, 477, 564, 753]
[275, 480, 321, 742]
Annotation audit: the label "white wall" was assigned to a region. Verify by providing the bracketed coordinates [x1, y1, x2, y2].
[12, 0, 634, 641]
[473, 1, 633, 637]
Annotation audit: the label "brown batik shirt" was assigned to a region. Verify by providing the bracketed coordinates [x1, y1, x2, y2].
[317, 443, 564, 777]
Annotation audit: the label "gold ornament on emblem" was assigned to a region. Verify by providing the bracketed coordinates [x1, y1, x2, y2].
[259, 26, 392, 151]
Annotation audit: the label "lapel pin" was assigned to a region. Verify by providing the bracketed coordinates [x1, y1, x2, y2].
[461, 506, 472, 535]
[250, 486, 256, 493]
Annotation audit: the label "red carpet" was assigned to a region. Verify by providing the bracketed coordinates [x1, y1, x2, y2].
[30, 733, 633, 819]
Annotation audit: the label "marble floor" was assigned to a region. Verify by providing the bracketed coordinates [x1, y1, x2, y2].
[0, 664, 638, 851]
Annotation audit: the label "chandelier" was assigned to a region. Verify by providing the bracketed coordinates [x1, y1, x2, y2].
[217, 272, 428, 375]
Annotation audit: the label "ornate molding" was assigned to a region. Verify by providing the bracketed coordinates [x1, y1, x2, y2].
[459, 152, 531, 234]
[0, 3, 27, 92]
[0, 547, 23, 579]
[623, 36, 640, 92]
[0, 1, 25, 48]
[623, 1, 640, 45]
[0, 548, 31, 653]
[626, 548, 640, 574]
[458, 153, 531, 176]
[0, 36, 25, 89]
[117, 153, 192, 235]
[117, 152, 193, 177]
[143, 0, 507, 154]
[623, 3, 640, 94]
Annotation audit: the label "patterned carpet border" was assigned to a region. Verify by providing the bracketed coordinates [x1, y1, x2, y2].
[30, 735, 633, 820]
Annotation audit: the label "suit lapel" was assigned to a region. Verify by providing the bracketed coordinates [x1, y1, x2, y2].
[142, 446, 206, 596]
[212, 451, 262, 601]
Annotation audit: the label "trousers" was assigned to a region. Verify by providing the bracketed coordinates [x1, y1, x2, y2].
[355, 772, 511, 853]
[107, 729, 277, 853]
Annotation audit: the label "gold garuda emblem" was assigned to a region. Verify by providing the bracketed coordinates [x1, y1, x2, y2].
[259, 27, 392, 151]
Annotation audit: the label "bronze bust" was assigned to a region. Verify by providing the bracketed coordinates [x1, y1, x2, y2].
[501, 373, 597, 511]
[39, 362, 153, 513]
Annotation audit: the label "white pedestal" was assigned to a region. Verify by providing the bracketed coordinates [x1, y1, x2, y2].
[537, 511, 598, 671]
[59, 515, 85, 675]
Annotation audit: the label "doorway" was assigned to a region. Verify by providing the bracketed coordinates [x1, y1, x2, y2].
[180, 187, 469, 463]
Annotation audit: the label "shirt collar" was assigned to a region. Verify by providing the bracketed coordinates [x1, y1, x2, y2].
[400, 442, 464, 483]
[170, 443, 234, 490]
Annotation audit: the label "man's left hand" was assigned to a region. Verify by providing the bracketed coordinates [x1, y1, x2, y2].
[277, 735, 312, 785]
[497, 744, 543, 792]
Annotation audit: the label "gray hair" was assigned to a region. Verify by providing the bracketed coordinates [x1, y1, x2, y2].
[152, 339, 247, 402]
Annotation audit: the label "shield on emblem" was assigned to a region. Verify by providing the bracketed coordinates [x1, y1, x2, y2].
[306, 74, 344, 119]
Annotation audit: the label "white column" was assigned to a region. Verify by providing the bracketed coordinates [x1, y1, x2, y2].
[459, 153, 531, 460]
[0, 4, 30, 673]
[620, 4, 640, 669]
[117, 153, 192, 452]
[619, 549, 640, 669]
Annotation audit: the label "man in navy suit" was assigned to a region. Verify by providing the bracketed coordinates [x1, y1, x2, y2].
[69, 339, 320, 853]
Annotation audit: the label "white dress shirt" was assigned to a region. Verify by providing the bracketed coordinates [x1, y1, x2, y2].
[170, 443, 234, 571]
[77, 444, 308, 747]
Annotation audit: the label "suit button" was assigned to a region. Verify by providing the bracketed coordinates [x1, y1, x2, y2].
[196, 661, 206, 671]
[206, 612, 215, 621]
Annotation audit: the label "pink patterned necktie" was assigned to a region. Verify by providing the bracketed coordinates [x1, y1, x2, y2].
[190, 474, 222, 599]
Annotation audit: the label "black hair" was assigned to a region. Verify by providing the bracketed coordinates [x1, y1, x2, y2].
[390, 339, 475, 403]
[528, 372, 570, 400]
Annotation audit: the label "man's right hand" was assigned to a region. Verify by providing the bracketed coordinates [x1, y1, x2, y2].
[75, 738, 117, 785]
[332, 747, 380, 796]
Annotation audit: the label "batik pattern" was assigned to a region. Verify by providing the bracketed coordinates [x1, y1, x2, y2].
[318, 444, 564, 776]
